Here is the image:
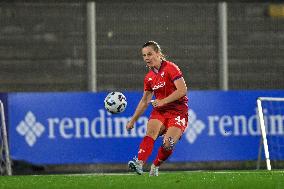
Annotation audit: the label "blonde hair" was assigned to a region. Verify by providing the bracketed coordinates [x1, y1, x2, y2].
[142, 41, 166, 61]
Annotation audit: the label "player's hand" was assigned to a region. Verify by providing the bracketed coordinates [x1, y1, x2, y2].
[151, 99, 166, 108]
[126, 120, 135, 131]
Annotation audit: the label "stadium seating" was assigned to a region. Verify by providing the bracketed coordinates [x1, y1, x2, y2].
[0, 3, 283, 92]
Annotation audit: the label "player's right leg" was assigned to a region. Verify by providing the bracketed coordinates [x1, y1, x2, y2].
[150, 126, 183, 176]
[128, 119, 165, 175]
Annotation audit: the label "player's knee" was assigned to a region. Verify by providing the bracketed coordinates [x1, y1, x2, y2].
[162, 137, 175, 151]
[146, 130, 158, 139]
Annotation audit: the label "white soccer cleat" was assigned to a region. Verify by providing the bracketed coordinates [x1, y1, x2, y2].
[128, 157, 143, 175]
[149, 164, 159, 176]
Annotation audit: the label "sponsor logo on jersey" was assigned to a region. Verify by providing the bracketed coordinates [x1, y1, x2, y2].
[152, 82, 165, 90]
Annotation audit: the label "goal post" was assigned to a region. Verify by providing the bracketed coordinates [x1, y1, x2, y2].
[0, 100, 12, 175]
[257, 97, 284, 170]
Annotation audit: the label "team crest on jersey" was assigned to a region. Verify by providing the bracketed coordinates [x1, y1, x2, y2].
[161, 72, 165, 77]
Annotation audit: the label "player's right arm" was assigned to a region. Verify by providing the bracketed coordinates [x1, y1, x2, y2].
[126, 90, 153, 131]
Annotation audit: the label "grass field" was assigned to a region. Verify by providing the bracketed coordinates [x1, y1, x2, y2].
[0, 170, 284, 189]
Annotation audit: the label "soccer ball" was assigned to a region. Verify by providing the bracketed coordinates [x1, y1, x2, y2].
[104, 92, 127, 114]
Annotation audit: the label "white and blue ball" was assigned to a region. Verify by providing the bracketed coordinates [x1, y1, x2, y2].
[104, 92, 127, 114]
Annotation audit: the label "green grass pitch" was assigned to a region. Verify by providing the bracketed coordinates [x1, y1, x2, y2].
[0, 170, 284, 189]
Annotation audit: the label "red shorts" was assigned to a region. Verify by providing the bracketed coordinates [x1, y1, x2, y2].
[149, 110, 188, 134]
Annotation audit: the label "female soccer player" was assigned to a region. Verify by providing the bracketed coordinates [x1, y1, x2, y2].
[126, 41, 189, 176]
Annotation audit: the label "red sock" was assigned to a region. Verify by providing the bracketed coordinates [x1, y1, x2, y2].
[137, 136, 155, 163]
[153, 146, 173, 166]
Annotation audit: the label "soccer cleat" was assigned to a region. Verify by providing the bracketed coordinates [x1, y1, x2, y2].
[149, 164, 159, 176]
[128, 157, 143, 175]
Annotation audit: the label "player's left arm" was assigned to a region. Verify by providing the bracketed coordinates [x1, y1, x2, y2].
[152, 77, 187, 107]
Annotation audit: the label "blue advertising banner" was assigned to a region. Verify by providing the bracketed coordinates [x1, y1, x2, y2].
[175, 90, 284, 162]
[8, 92, 158, 164]
[8, 90, 284, 164]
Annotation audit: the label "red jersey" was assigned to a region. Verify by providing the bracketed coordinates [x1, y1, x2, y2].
[144, 60, 188, 116]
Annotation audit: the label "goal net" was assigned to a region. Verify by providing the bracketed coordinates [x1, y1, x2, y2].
[257, 97, 284, 170]
[0, 101, 12, 175]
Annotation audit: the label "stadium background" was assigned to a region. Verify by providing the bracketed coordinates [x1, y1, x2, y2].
[0, 0, 284, 175]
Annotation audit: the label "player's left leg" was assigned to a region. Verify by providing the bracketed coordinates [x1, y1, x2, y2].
[150, 127, 183, 176]
[150, 113, 188, 176]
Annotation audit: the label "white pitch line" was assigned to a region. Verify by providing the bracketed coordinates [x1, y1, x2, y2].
[183, 170, 284, 174]
[65, 173, 134, 176]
